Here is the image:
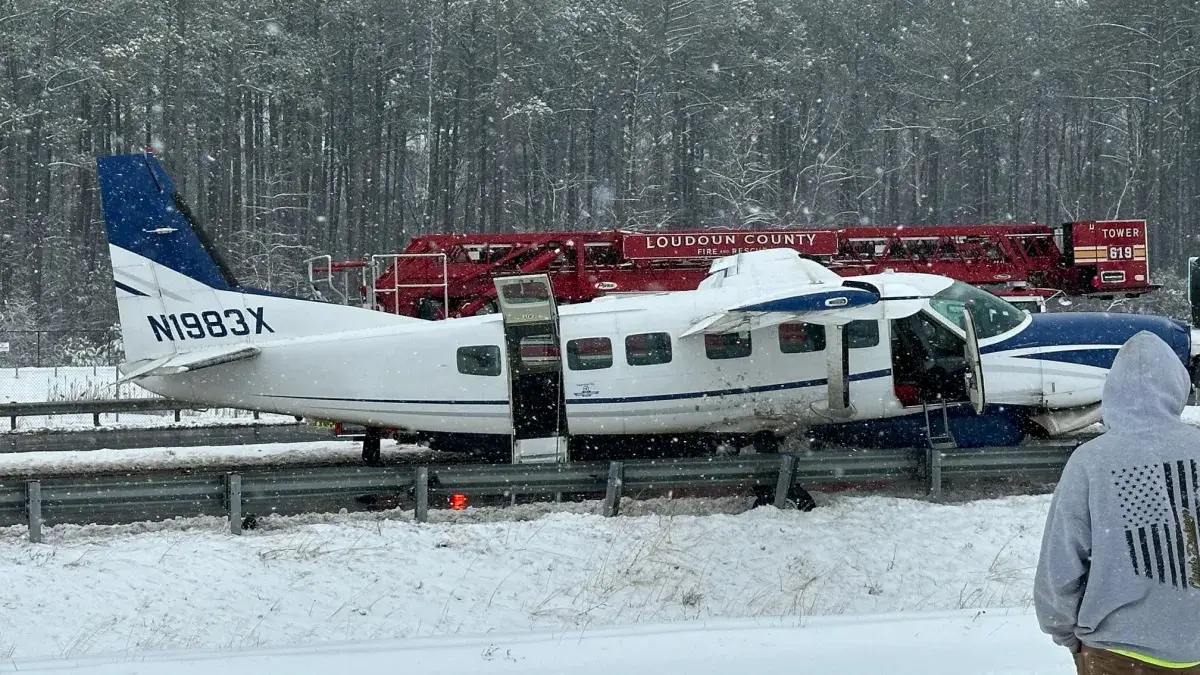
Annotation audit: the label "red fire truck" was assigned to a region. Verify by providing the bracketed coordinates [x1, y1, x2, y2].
[307, 220, 1155, 319]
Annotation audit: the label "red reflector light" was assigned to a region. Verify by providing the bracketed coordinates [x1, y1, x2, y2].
[449, 493, 469, 510]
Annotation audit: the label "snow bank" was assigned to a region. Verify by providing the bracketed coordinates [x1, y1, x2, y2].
[0, 492, 1051, 661]
[6, 610, 1070, 675]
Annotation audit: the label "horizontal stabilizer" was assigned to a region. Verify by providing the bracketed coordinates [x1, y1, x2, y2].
[119, 343, 261, 381]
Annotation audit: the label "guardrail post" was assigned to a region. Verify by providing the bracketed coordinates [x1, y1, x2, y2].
[225, 473, 243, 535]
[174, 409, 181, 423]
[603, 462, 624, 517]
[8, 414, 14, 431]
[26, 481, 42, 543]
[93, 411, 100, 427]
[415, 467, 429, 523]
[774, 454, 799, 509]
[926, 445, 943, 496]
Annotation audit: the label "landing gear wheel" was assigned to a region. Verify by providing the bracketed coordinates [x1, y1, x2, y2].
[362, 427, 383, 466]
[788, 485, 817, 512]
[753, 483, 816, 512]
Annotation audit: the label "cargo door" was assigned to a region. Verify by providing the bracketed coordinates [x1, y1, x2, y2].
[493, 274, 569, 463]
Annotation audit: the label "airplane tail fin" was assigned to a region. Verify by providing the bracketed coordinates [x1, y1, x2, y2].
[97, 152, 412, 377]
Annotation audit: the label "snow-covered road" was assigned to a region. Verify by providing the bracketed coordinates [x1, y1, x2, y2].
[5, 610, 1071, 674]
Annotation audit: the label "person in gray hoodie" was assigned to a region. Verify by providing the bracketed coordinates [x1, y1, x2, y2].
[1035, 331, 1200, 674]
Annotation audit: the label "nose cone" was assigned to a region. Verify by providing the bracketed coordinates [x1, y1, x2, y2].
[986, 311, 1190, 369]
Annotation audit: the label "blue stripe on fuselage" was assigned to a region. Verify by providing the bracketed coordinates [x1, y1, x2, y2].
[1013, 348, 1120, 370]
[567, 368, 892, 404]
[983, 312, 1190, 364]
[261, 393, 509, 406]
[262, 369, 894, 408]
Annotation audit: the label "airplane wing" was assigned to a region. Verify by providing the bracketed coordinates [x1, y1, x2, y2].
[681, 280, 929, 337]
[118, 343, 261, 381]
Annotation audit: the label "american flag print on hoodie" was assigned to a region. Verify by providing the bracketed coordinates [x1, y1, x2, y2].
[1114, 460, 1200, 589]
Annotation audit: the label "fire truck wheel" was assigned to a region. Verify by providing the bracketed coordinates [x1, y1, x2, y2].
[362, 427, 383, 465]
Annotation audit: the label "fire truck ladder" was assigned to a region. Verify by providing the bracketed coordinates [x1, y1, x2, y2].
[454, 242, 568, 317]
[306, 255, 369, 306]
[370, 253, 449, 318]
[834, 230, 1053, 288]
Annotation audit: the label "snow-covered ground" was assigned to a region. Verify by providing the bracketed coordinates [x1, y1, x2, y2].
[0, 365, 143, 402]
[0, 439, 423, 476]
[0, 366, 297, 432]
[7, 610, 1071, 675]
[0, 492, 1053, 666]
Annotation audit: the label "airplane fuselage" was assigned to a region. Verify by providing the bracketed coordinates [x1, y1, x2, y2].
[132, 274, 1192, 451]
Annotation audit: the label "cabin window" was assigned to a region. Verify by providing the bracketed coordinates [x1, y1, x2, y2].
[705, 331, 752, 360]
[779, 322, 826, 353]
[626, 332, 672, 366]
[518, 335, 560, 367]
[847, 320, 880, 348]
[457, 345, 502, 376]
[567, 337, 613, 370]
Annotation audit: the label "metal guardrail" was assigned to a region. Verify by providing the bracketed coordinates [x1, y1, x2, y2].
[3, 439, 1084, 542]
[1, 398, 286, 430]
[0, 423, 334, 455]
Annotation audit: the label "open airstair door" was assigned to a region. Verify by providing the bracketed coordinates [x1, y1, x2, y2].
[493, 274, 570, 464]
[963, 311, 986, 414]
[824, 323, 853, 419]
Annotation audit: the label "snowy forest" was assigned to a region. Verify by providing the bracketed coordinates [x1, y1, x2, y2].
[2, 0, 1200, 332]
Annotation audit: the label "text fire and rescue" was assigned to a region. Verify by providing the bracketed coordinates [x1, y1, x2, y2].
[622, 231, 839, 259]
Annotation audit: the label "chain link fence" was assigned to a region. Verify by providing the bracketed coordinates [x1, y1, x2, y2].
[0, 329, 121, 368]
[0, 329, 153, 403]
[0, 329, 284, 429]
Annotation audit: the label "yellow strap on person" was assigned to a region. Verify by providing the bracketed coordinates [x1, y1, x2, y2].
[1108, 648, 1200, 669]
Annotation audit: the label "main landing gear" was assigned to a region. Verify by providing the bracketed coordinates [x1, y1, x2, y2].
[739, 432, 817, 512]
[362, 426, 383, 465]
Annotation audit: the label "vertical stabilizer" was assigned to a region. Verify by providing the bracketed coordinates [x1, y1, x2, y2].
[96, 152, 415, 372]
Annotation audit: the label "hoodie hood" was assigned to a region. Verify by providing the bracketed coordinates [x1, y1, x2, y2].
[1100, 330, 1191, 431]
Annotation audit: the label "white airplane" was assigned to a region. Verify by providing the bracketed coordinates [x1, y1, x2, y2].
[96, 152, 1199, 464]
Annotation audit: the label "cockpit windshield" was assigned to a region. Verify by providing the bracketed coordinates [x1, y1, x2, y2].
[928, 281, 1026, 339]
